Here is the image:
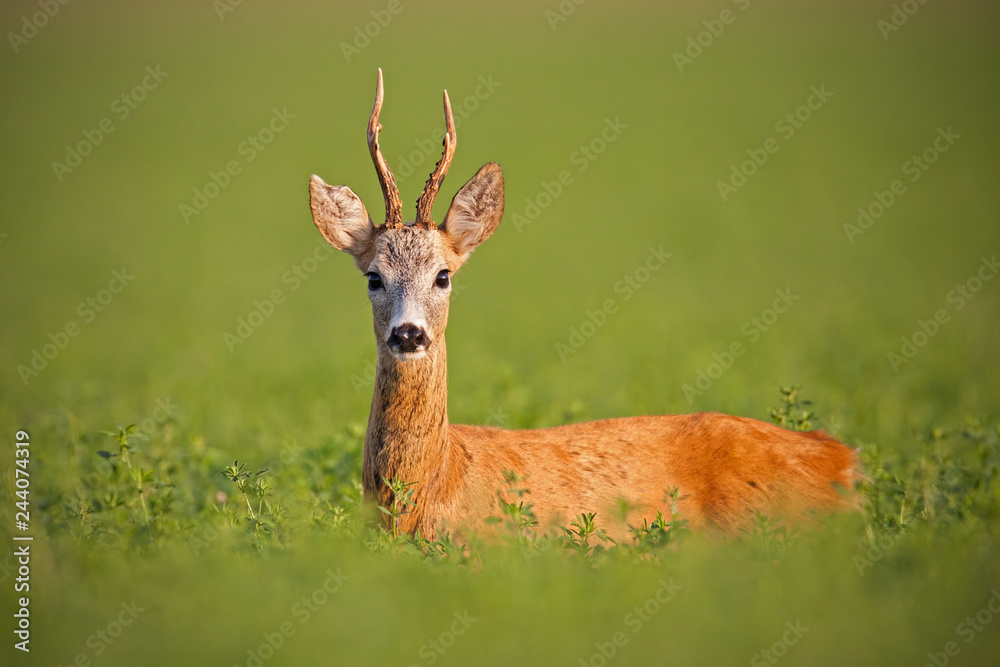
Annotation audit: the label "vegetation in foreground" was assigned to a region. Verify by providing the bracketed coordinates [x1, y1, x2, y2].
[37, 387, 1000, 561]
[5, 387, 997, 666]
[2, 0, 998, 665]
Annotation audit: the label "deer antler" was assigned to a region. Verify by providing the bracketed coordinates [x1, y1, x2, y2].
[414, 89, 457, 229]
[368, 68, 403, 227]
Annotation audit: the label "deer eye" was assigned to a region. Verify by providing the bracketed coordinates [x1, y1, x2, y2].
[366, 273, 383, 290]
[435, 270, 450, 289]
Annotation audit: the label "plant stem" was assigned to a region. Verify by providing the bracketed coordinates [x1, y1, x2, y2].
[242, 490, 257, 520]
[138, 487, 151, 531]
[121, 443, 153, 537]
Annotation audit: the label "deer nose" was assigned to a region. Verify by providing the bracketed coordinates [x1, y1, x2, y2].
[388, 324, 430, 353]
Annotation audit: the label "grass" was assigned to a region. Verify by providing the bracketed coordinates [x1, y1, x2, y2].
[1, 0, 999, 665]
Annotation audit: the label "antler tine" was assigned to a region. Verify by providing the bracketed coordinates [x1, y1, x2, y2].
[368, 68, 403, 227]
[414, 89, 457, 228]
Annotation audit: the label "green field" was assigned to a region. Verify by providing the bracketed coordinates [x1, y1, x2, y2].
[2, 0, 999, 665]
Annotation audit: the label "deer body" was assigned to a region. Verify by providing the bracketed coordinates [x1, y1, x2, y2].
[363, 312, 855, 538]
[310, 70, 858, 539]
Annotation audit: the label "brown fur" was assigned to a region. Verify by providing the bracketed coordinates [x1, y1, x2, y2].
[308, 84, 859, 540]
[365, 331, 859, 539]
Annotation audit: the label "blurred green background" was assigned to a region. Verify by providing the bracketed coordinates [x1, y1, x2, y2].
[1, 0, 999, 665]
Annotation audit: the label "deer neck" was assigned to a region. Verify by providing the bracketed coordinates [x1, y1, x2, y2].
[364, 335, 454, 511]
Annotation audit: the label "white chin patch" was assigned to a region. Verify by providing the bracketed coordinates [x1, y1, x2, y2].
[391, 349, 427, 362]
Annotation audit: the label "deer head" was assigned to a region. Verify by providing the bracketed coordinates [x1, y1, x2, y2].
[309, 69, 504, 361]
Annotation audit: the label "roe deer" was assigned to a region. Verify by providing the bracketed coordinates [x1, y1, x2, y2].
[308, 70, 858, 539]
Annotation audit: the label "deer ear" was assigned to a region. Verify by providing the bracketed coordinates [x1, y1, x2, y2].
[440, 163, 504, 262]
[309, 175, 375, 266]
